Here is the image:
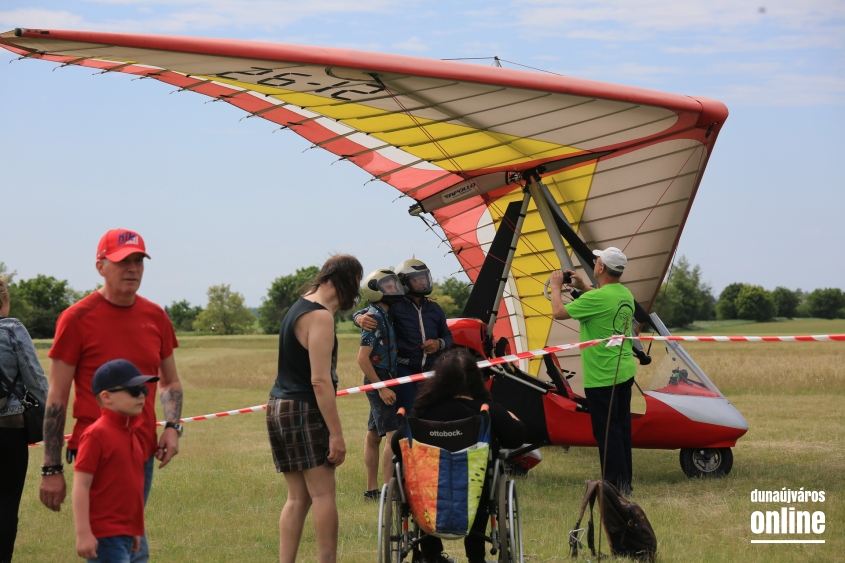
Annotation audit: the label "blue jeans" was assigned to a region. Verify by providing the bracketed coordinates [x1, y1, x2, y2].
[87, 535, 133, 563]
[128, 456, 154, 563]
[395, 364, 421, 412]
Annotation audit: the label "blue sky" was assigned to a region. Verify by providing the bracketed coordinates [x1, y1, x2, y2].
[1, 1, 843, 309]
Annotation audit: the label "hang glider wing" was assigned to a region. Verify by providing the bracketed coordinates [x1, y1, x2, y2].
[1, 28, 728, 376]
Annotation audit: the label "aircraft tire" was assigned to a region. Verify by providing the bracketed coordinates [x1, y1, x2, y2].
[680, 447, 733, 478]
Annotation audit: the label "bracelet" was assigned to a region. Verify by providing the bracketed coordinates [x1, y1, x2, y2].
[41, 464, 64, 476]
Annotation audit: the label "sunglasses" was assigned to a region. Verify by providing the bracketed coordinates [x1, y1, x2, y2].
[106, 385, 150, 398]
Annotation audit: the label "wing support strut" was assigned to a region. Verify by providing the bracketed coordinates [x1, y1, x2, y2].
[486, 190, 532, 346]
[462, 161, 652, 364]
[524, 171, 575, 273]
[532, 170, 652, 336]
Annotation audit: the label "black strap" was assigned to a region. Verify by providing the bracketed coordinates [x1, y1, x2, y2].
[371, 303, 395, 377]
[570, 480, 600, 558]
[0, 337, 35, 407]
[0, 351, 21, 400]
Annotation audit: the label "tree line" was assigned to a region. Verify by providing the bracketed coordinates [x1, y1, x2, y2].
[7, 256, 841, 339]
[0, 262, 472, 338]
[656, 256, 845, 328]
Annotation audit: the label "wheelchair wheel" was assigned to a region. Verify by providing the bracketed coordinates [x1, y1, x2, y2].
[497, 478, 524, 563]
[380, 478, 403, 563]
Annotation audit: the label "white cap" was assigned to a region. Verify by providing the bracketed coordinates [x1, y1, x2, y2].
[593, 247, 627, 273]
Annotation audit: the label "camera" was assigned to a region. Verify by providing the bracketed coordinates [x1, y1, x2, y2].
[563, 271, 572, 284]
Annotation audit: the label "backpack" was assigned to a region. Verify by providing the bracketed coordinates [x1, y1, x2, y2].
[569, 480, 657, 561]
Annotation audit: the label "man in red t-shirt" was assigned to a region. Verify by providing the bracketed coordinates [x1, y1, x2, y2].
[40, 229, 183, 563]
[74, 359, 157, 562]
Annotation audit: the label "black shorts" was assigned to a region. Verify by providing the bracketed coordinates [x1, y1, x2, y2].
[266, 397, 332, 473]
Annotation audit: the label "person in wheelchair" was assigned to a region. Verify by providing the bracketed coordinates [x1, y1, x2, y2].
[391, 349, 526, 563]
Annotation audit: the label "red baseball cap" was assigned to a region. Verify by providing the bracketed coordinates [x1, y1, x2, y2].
[96, 229, 151, 262]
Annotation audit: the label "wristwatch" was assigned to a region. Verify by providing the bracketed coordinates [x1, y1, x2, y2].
[165, 422, 184, 437]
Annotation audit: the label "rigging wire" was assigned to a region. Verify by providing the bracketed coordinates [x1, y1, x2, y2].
[371, 70, 587, 338]
[502, 290, 580, 333]
[370, 75, 464, 174]
[655, 248, 679, 319]
[440, 56, 566, 77]
[621, 144, 707, 253]
[373, 73, 562, 276]
[648, 248, 680, 355]
[415, 210, 580, 334]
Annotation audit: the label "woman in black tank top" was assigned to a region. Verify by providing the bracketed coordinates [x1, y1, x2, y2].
[266, 254, 362, 563]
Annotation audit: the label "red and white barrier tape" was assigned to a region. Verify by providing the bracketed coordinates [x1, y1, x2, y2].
[634, 334, 845, 343]
[155, 404, 267, 425]
[27, 333, 845, 447]
[337, 337, 608, 396]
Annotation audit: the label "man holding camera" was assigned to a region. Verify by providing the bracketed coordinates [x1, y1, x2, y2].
[549, 247, 636, 495]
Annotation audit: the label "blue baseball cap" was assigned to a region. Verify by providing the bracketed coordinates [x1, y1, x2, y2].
[92, 359, 159, 395]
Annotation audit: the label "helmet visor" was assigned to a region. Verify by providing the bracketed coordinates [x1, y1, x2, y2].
[405, 270, 433, 295]
[376, 274, 404, 298]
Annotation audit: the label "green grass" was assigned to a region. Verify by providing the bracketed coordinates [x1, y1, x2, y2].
[17, 320, 845, 562]
[677, 318, 845, 336]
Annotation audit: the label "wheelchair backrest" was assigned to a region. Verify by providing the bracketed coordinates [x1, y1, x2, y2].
[405, 415, 483, 453]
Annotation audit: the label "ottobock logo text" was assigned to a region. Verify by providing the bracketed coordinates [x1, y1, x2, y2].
[429, 429, 462, 437]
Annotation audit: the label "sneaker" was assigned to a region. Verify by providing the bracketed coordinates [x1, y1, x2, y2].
[363, 489, 380, 502]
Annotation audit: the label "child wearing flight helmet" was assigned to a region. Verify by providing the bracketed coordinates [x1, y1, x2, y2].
[353, 258, 453, 398]
[358, 269, 405, 501]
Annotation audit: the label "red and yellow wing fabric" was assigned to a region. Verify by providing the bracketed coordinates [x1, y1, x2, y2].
[1, 28, 728, 376]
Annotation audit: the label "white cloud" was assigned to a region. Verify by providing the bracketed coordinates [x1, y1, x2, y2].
[0, 8, 86, 30]
[717, 72, 845, 106]
[393, 36, 429, 53]
[515, 0, 845, 32]
[513, 0, 845, 53]
[2, 1, 405, 34]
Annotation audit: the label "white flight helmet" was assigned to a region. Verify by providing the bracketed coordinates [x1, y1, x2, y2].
[396, 259, 433, 296]
[361, 269, 405, 304]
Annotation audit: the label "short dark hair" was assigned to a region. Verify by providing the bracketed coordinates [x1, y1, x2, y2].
[303, 254, 363, 311]
[413, 348, 492, 415]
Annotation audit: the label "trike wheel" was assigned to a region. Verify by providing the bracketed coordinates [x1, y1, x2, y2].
[680, 447, 733, 478]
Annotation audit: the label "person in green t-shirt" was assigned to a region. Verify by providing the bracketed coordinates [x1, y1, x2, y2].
[549, 247, 635, 495]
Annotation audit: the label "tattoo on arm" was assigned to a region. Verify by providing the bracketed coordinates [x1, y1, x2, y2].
[160, 388, 183, 424]
[43, 404, 66, 465]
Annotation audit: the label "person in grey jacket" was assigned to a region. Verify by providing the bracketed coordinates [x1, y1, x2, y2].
[0, 276, 49, 563]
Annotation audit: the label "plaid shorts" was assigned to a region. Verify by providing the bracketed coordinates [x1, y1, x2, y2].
[267, 397, 332, 473]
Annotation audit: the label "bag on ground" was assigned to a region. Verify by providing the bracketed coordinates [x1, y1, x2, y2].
[569, 480, 657, 561]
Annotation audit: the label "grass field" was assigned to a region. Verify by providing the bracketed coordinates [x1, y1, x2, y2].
[15, 319, 845, 562]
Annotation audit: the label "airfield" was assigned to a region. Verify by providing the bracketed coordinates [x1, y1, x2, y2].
[13, 317, 844, 562]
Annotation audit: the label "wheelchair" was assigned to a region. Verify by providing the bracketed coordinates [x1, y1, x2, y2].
[377, 407, 523, 563]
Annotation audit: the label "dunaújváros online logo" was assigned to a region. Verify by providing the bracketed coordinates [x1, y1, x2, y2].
[750, 488, 826, 544]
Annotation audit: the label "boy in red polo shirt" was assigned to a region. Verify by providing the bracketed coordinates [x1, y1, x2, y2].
[73, 360, 159, 563]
